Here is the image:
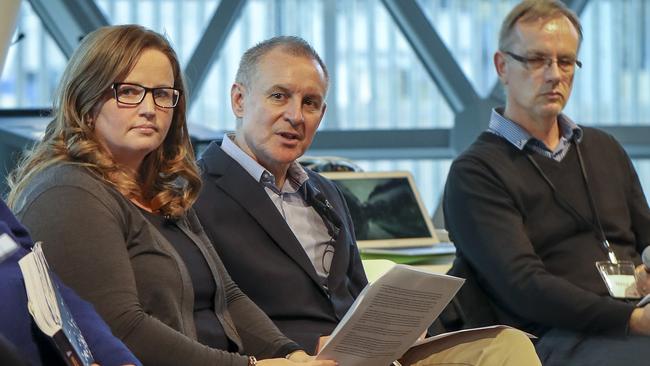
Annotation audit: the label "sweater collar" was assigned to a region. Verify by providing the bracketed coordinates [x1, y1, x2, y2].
[488, 107, 583, 151]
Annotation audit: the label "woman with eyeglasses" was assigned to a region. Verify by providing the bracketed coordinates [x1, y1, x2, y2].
[7, 25, 336, 366]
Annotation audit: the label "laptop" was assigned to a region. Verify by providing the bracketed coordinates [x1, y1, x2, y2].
[319, 171, 454, 256]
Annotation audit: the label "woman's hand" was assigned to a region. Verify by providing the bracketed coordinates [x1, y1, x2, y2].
[285, 350, 314, 362]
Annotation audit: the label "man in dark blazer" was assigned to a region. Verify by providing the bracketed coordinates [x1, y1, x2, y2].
[194, 36, 367, 353]
[194, 36, 541, 365]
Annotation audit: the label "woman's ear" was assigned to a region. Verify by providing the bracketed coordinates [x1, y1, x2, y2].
[84, 115, 95, 130]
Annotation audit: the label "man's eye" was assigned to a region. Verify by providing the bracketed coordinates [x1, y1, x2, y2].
[304, 99, 320, 109]
[527, 57, 547, 67]
[558, 59, 575, 67]
[270, 93, 285, 100]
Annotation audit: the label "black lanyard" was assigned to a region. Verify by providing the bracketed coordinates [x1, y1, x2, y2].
[525, 140, 619, 264]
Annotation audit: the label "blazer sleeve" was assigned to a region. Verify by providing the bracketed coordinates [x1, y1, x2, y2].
[18, 185, 250, 366]
[444, 157, 635, 335]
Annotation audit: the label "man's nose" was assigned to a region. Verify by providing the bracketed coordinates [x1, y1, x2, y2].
[544, 60, 562, 81]
[284, 98, 304, 124]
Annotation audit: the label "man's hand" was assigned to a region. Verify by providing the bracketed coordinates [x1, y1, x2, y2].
[635, 264, 650, 296]
[628, 306, 650, 336]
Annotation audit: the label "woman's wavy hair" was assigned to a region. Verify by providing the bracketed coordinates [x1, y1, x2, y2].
[7, 24, 201, 218]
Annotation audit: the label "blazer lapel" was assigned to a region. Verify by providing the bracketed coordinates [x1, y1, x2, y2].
[324, 230, 348, 290]
[305, 179, 351, 292]
[201, 145, 324, 287]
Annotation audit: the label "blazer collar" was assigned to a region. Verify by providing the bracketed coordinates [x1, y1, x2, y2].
[201, 143, 325, 288]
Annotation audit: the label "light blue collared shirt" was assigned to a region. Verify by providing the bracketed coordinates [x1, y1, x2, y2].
[221, 134, 333, 281]
[487, 108, 583, 162]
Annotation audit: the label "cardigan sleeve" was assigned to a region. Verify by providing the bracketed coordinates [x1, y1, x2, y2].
[215, 256, 303, 358]
[17, 184, 250, 366]
[444, 156, 635, 335]
[0, 216, 139, 366]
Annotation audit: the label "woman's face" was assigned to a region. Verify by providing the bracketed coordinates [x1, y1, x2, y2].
[92, 48, 175, 173]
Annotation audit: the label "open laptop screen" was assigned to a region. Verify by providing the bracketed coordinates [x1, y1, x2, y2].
[320, 171, 439, 249]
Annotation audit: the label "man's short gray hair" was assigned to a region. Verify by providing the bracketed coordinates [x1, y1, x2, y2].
[498, 0, 583, 52]
[235, 35, 329, 89]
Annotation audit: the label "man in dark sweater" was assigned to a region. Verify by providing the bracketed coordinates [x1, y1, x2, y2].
[444, 0, 650, 365]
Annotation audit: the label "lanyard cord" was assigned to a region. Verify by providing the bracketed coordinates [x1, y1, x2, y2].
[525, 141, 619, 264]
[574, 143, 609, 248]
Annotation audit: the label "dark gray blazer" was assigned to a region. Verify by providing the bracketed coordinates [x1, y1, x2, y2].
[195, 141, 368, 352]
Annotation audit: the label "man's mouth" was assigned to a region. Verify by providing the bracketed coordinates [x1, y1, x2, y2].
[543, 91, 562, 97]
[278, 132, 300, 140]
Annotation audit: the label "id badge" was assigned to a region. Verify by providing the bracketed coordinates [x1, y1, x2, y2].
[595, 261, 640, 299]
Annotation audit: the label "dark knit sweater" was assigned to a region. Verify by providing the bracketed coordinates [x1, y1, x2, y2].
[444, 127, 650, 336]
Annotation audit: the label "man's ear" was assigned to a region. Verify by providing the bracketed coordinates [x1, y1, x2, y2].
[311, 102, 327, 131]
[494, 51, 508, 85]
[231, 83, 245, 118]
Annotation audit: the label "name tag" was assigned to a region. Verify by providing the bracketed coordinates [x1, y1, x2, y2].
[596, 261, 640, 299]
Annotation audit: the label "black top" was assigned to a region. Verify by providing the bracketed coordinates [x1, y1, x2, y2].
[444, 128, 649, 336]
[140, 209, 233, 351]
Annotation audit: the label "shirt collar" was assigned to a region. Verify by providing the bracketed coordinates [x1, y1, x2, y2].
[220, 132, 310, 192]
[488, 107, 583, 151]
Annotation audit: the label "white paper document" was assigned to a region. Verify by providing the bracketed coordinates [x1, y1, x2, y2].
[317, 264, 464, 366]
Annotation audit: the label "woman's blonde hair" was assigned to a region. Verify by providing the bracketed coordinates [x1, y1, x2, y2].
[7, 24, 200, 218]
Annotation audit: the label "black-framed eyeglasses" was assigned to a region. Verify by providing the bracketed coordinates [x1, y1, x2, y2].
[504, 51, 582, 73]
[111, 82, 182, 108]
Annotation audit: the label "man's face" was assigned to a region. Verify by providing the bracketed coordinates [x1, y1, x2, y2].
[231, 48, 327, 176]
[495, 15, 580, 123]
